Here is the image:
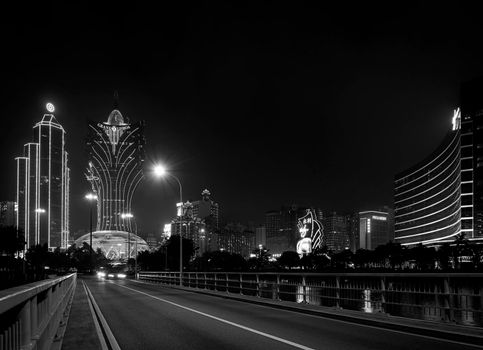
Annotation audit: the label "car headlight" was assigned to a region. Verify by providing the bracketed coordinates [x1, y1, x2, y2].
[97, 272, 106, 278]
[117, 273, 126, 278]
[107, 274, 115, 278]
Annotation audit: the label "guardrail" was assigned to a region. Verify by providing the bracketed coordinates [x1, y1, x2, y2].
[0, 273, 76, 350]
[138, 271, 483, 326]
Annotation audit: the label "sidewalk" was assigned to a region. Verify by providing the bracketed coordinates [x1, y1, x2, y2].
[136, 280, 483, 346]
[61, 278, 103, 350]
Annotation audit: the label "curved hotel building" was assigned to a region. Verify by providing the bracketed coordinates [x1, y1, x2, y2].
[394, 120, 461, 245]
[395, 78, 483, 245]
[85, 104, 145, 234]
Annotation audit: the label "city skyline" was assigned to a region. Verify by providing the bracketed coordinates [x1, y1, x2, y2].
[2, 3, 483, 236]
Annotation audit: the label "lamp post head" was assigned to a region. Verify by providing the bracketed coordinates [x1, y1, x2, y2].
[153, 164, 167, 178]
[85, 193, 98, 201]
[46, 102, 55, 113]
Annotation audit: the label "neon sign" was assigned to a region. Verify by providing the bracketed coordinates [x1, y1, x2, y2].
[452, 107, 461, 131]
[296, 209, 323, 255]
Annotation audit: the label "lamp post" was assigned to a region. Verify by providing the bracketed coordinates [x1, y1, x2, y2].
[153, 164, 183, 285]
[121, 213, 134, 261]
[85, 193, 98, 273]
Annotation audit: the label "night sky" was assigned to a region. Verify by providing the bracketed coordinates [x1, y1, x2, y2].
[2, 2, 483, 237]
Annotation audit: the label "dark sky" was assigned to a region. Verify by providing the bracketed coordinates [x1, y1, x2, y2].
[2, 2, 483, 237]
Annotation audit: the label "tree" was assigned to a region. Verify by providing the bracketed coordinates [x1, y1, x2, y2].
[165, 235, 195, 271]
[331, 249, 353, 270]
[0, 226, 25, 256]
[278, 251, 300, 270]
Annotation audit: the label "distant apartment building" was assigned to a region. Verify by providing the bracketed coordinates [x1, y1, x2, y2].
[217, 222, 256, 258]
[0, 201, 16, 227]
[255, 226, 266, 247]
[359, 211, 391, 250]
[15, 104, 70, 249]
[322, 212, 350, 252]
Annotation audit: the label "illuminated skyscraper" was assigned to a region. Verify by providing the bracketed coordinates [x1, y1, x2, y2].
[394, 77, 483, 246]
[15, 104, 70, 249]
[86, 102, 145, 232]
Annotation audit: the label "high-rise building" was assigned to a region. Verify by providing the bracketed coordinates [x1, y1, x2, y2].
[85, 101, 145, 232]
[394, 78, 483, 246]
[217, 222, 256, 257]
[322, 212, 350, 252]
[255, 225, 266, 247]
[359, 211, 390, 250]
[170, 190, 220, 255]
[190, 189, 219, 229]
[0, 201, 16, 227]
[15, 104, 70, 249]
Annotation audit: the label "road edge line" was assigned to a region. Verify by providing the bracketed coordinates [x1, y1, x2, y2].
[115, 283, 316, 350]
[83, 280, 121, 350]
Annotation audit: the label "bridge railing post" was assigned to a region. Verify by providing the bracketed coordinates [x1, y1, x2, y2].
[335, 276, 340, 308]
[225, 273, 229, 293]
[276, 274, 280, 300]
[239, 274, 243, 295]
[302, 276, 307, 304]
[380, 276, 386, 313]
[256, 274, 260, 298]
[444, 277, 455, 322]
[19, 299, 31, 349]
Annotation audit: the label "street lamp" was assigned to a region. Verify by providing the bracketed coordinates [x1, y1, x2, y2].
[121, 213, 134, 261]
[85, 193, 98, 273]
[153, 164, 184, 285]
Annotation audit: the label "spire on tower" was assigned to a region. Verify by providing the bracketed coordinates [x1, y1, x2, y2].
[113, 91, 119, 110]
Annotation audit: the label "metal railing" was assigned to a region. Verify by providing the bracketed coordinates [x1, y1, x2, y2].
[138, 271, 483, 326]
[0, 273, 76, 350]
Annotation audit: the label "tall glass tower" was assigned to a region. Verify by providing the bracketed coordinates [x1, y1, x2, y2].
[15, 104, 70, 249]
[86, 102, 145, 232]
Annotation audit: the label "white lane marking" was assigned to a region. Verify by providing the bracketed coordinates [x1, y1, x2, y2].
[83, 281, 122, 350]
[114, 283, 317, 350]
[82, 281, 109, 350]
[130, 280, 483, 349]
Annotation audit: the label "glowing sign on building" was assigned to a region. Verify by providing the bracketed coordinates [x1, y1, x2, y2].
[371, 215, 387, 221]
[452, 107, 461, 131]
[296, 209, 323, 255]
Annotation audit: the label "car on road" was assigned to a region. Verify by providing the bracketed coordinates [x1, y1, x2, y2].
[97, 265, 127, 279]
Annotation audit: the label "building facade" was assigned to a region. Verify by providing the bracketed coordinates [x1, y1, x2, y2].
[217, 222, 256, 258]
[460, 78, 483, 239]
[0, 201, 16, 227]
[170, 190, 220, 255]
[359, 211, 390, 250]
[86, 106, 145, 232]
[322, 212, 350, 252]
[15, 106, 70, 249]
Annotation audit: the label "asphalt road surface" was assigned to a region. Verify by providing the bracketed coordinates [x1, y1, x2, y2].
[83, 277, 480, 350]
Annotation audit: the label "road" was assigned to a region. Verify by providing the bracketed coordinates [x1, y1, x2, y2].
[83, 276, 480, 350]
